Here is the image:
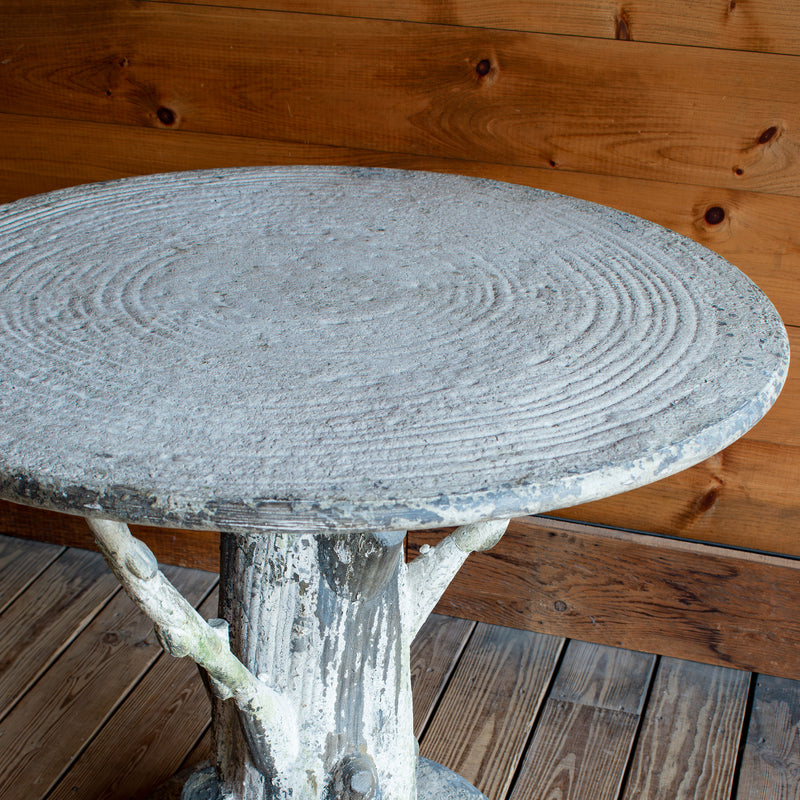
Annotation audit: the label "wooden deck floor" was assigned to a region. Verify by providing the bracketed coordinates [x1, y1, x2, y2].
[1, 533, 799, 800]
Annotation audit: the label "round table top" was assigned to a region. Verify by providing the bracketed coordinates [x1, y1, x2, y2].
[0, 167, 789, 534]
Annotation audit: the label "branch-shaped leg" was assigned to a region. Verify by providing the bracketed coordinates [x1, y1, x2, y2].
[85, 517, 299, 774]
[405, 519, 510, 639]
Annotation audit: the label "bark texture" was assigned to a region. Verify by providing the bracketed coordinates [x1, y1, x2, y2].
[215, 531, 415, 800]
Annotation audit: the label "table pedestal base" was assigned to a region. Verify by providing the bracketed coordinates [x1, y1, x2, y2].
[416, 757, 489, 800]
[87, 517, 508, 800]
[179, 759, 488, 800]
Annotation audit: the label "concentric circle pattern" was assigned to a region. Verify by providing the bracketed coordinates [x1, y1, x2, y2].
[0, 167, 789, 533]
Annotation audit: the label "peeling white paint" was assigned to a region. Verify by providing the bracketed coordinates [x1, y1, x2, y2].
[87, 517, 507, 800]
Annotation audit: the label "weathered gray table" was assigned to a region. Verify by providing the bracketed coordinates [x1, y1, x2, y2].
[0, 168, 789, 800]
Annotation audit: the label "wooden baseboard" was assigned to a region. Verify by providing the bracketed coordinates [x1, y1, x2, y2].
[4, 499, 799, 679]
[0, 499, 220, 572]
[409, 517, 800, 680]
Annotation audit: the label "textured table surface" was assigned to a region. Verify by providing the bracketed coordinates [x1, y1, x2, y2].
[0, 167, 789, 533]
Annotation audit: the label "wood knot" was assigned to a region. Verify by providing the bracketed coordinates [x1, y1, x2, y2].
[332, 753, 378, 800]
[704, 206, 726, 225]
[475, 59, 492, 77]
[697, 486, 720, 513]
[124, 539, 158, 580]
[615, 13, 632, 40]
[156, 106, 177, 126]
[758, 126, 778, 145]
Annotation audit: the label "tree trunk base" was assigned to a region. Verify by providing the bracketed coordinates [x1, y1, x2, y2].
[87, 521, 508, 800]
[172, 758, 488, 800]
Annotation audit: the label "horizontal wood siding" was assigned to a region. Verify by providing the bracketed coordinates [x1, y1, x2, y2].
[151, 0, 800, 56]
[3, 3, 799, 195]
[2, 114, 800, 330]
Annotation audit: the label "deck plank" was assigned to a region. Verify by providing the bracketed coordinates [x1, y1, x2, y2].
[508, 641, 655, 800]
[0, 547, 121, 718]
[0, 534, 63, 614]
[53, 610, 478, 798]
[181, 727, 212, 773]
[621, 657, 750, 800]
[735, 675, 800, 800]
[3, 535, 800, 800]
[420, 623, 565, 800]
[48, 591, 219, 800]
[0, 564, 215, 800]
[411, 613, 476, 738]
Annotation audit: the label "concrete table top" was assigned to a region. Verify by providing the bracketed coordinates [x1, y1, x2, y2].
[0, 167, 789, 534]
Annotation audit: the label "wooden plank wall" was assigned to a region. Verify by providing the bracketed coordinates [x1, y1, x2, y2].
[1, 1, 799, 672]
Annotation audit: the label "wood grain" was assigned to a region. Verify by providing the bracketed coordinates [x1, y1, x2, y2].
[4, 536, 800, 800]
[736, 675, 800, 800]
[410, 613, 476, 738]
[54, 611, 475, 800]
[420, 623, 564, 800]
[508, 641, 655, 800]
[3, 113, 800, 328]
[0, 565, 215, 800]
[408, 517, 800, 679]
[2, 162, 800, 552]
[621, 658, 750, 800]
[741, 328, 798, 448]
[557, 438, 800, 551]
[0, 547, 120, 718]
[152, 0, 800, 55]
[48, 591, 218, 800]
[546, 640, 655, 713]
[0, 533, 62, 614]
[181, 728, 212, 773]
[2, 3, 799, 195]
[0, 499, 221, 572]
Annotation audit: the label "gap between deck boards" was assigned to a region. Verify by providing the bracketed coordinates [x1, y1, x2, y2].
[0, 535, 798, 800]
